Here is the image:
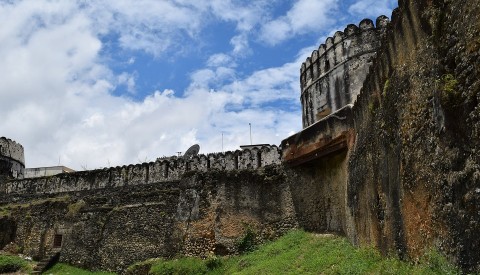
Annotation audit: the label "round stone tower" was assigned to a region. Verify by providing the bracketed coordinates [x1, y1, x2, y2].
[0, 137, 25, 180]
[300, 16, 390, 128]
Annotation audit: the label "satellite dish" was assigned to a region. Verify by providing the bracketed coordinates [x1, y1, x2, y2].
[183, 144, 200, 158]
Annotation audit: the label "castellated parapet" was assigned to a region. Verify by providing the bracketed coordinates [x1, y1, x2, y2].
[0, 137, 25, 180]
[300, 16, 389, 128]
[1, 145, 281, 195]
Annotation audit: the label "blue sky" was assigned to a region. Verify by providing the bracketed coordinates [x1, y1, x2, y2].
[0, 0, 397, 170]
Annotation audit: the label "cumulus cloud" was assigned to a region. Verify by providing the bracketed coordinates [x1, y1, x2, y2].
[206, 0, 269, 32]
[81, 0, 271, 58]
[84, 0, 204, 57]
[117, 72, 136, 94]
[348, 0, 397, 18]
[206, 53, 234, 68]
[0, 0, 395, 171]
[0, 1, 307, 170]
[230, 34, 252, 56]
[259, 0, 339, 45]
[222, 62, 300, 106]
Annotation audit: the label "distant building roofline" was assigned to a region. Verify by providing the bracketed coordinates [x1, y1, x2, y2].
[24, 166, 75, 178]
[26, 166, 75, 172]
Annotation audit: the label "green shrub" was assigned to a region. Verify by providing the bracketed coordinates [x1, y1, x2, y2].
[205, 256, 222, 270]
[126, 258, 158, 275]
[0, 254, 31, 273]
[441, 74, 458, 95]
[236, 228, 257, 253]
[67, 199, 86, 217]
[45, 263, 115, 274]
[418, 249, 459, 274]
[438, 74, 461, 107]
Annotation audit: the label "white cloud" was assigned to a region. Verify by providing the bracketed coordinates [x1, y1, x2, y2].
[0, 0, 314, 170]
[222, 63, 299, 106]
[206, 0, 270, 32]
[189, 67, 236, 90]
[206, 53, 234, 68]
[84, 0, 204, 57]
[230, 34, 252, 56]
[79, 0, 271, 58]
[117, 72, 136, 94]
[259, 0, 339, 45]
[348, 0, 397, 18]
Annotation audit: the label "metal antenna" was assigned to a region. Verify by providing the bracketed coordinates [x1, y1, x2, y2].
[222, 132, 224, 153]
[249, 123, 252, 145]
[183, 144, 200, 159]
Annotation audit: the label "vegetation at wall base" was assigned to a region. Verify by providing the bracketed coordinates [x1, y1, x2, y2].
[0, 254, 32, 273]
[34, 230, 463, 274]
[44, 263, 115, 275]
[126, 230, 460, 275]
[235, 227, 257, 253]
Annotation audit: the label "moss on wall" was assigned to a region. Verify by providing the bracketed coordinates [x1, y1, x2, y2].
[348, 0, 480, 272]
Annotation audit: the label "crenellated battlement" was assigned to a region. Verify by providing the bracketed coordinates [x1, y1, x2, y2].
[1, 1, 479, 271]
[0, 137, 25, 179]
[1, 145, 281, 195]
[0, 137, 25, 165]
[300, 16, 389, 128]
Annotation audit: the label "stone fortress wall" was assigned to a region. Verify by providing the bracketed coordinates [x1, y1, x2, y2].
[0, 144, 289, 272]
[300, 16, 389, 128]
[2, 145, 281, 195]
[1, 0, 479, 272]
[0, 137, 25, 180]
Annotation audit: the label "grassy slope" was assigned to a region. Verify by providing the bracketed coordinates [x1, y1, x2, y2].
[132, 230, 460, 275]
[37, 230, 459, 274]
[45, 263, 115, 275]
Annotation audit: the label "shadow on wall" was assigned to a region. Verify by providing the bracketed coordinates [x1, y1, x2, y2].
[287, 150, 350, 234]
[0, 217, 16, 250]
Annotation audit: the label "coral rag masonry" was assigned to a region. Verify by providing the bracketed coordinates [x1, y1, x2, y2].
[2, 146, 281, 195]
[0, 137, 25, 181]
[0, 145, 295, 272]
[300, 16, 388, 127]
[1, 0, 479, 273]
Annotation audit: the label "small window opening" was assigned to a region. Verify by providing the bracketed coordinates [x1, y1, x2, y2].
[53, 234, 63, 248]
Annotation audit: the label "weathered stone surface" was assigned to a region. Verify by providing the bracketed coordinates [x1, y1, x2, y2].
[346, 0, 480, 272]
[0, 165, 297, 272]
[283, 0, 479, 272]
[300, 16, 388, 127]
[0, 137, 25, 180]
[286, 151, 351, 235]
[1, 145, 281, 196]
[1, 0, 480, 273]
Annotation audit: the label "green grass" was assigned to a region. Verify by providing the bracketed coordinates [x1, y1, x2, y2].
[150, 258, 208, 275]
[0, 254, 32, 273]
[45, 263, 116, 275]
[134, 230, 460, 275]
[41, 230, 460, 275]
